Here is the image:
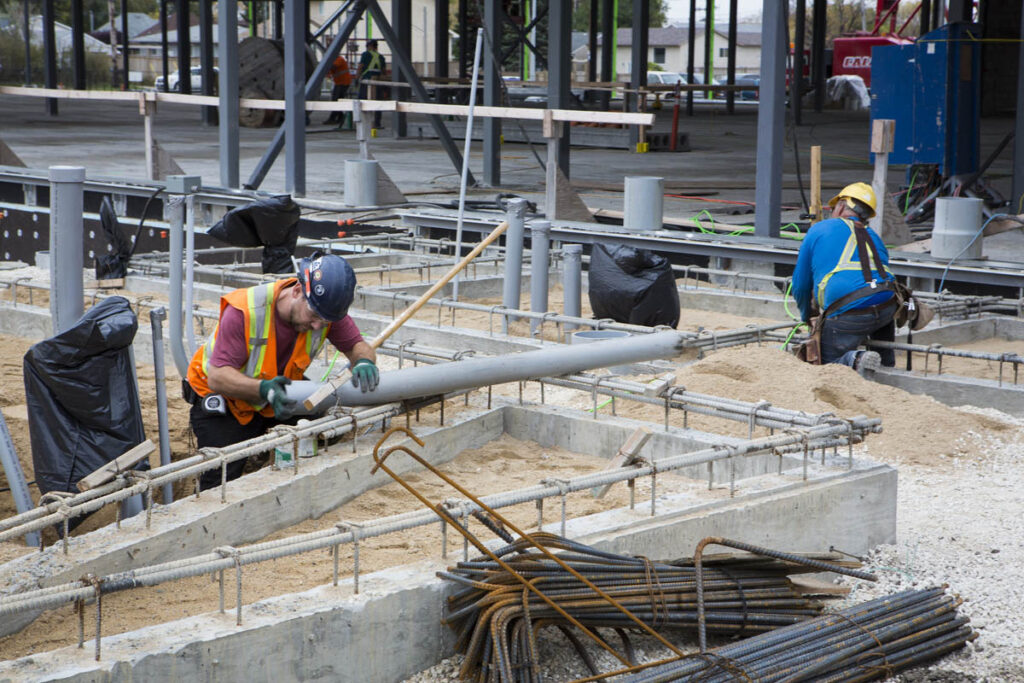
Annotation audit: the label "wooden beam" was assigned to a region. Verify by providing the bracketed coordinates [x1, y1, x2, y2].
[77, 440, 156, 492]
[591, 427, 652, 499]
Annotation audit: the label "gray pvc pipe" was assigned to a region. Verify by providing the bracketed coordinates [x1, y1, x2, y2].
[624, 176, 665, 232]
[48, 166, 85, 335]
[149, 307, 174, 505]
[289, 329, 685, 408]
[344, 159, 378, 207]
[529, 220, 551, 336]
[501, 198, 527, 333]
[166, 194, 191, 378]
[562, 244, 583, 335]
[184, 195, 198, 355]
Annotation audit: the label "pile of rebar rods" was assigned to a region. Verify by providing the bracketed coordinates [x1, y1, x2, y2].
[439, 536, 866, 682]
[625, 586, 975, 682]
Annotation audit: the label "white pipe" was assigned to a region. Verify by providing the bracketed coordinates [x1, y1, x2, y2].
[290, 330, 687, 408]
[451, 27, 484, 302]
[184, 193, 198, 355]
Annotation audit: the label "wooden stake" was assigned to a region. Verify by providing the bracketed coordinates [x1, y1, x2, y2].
[77, 440, 156, 492]
[591, 427, 653, 499]
[810, 145, 822, 221]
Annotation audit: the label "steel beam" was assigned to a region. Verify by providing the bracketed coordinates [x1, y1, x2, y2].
[22, 0, 31, 86]
[245, 3, 362, 190]
[753, 0, 786, 238]
[434, 0, 449, 103]
[1014, 4, 1024, 210]
[176, 0, 191, 95]
[483, 0, 502, 186]
[284, 0, 306, 194]
[71, 0, 87, 90]
[549, 0, 572, 176]
[794, 0, 806, 125]
[219, 0, 240, 187]
[121, 0, 130, 89]
[687, 0, 696, 116]
[199, 0, 217, 124]
[42, 0, 58, 115]
[599, 0, 613, 109]
[726, 0, 737, 112]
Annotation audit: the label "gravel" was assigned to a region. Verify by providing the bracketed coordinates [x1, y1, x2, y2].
[405, 407, 1024, 682]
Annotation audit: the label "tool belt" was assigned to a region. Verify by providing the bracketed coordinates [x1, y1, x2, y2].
[182, 380, 228, 415]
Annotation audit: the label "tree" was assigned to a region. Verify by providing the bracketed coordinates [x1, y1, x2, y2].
[572, 0, 669, 31]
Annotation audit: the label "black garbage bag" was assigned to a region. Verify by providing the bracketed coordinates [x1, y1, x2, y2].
[208, 195, 300, 273]
[587, 244, 680, 328]
[94, 196, 133, 280]
[23, 297, 148, 514]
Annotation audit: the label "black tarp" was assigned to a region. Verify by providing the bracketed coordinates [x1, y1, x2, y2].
[23, 297, 147, 503]
[207, 195, 301, 273]
[587, 244, 680, 328]
[94, 196, 134, 280]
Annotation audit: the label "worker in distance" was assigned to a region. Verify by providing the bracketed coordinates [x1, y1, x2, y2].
[792, 182, 897, 375]
[183, 252, 378, 489]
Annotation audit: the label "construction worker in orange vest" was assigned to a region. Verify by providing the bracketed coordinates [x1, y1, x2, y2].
[325, 54, 353, 125]
[184, 252, 377, 489]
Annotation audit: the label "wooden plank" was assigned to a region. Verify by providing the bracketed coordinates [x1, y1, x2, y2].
[810, 145, 822, 221]
[591, 427, 653, 499]
[77, 440, 156, 492]
[870, 119, 895, 154]
[789, 576, 853, 596]
[643, 373, 677, 398]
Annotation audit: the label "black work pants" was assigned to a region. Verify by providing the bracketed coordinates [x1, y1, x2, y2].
[325, 84, 349, 123]
[191, 403, 296, 490]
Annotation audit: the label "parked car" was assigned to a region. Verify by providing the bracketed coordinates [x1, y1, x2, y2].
[155, 66, 218, 92]
[646, 72, 688, 100]
[736, 74, 760, 101]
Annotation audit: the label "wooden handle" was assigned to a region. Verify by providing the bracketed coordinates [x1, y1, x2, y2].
[810, 145, 822, 222]
[303, 220, 511, 410]
[77, 440, 156, 492]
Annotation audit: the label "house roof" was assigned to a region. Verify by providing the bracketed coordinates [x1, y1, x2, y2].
[605, 23, 762, 48]
[91, 12, 155, 40]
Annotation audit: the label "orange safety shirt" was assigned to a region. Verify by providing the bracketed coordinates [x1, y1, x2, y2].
[329, 56, 352, 86]
[187, 278, 328, 425]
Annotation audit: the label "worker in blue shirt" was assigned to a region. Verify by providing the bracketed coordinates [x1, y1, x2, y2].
[791, 182, 898, 375]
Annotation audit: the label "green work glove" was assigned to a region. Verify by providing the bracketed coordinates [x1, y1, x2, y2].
[351, 358, 379, 393]
[259, 376, 297, 415]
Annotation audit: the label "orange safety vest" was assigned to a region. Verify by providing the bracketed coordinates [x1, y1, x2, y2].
[187, 279, 329, 425]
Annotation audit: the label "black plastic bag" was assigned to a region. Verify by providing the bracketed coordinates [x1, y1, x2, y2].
[208, 195, 300, 273]
[23, 297, 148, 510]
[94, 196, 133, 279]
[587, 244, 680, 328]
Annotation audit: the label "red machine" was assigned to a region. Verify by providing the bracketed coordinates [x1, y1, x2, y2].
[832, 0, 917, 87]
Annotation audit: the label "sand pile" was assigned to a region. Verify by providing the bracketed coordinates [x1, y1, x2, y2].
[670, 345, 1017, 466]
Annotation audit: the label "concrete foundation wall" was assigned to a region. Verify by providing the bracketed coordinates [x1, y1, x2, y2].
[875, 368, 1024, 415]
[0, 459, 896, 683]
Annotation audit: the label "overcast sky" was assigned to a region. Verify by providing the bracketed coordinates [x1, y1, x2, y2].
[665, 0, 765, 26]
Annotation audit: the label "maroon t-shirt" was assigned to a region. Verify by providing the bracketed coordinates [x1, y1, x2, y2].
[209, 305, 364, 372]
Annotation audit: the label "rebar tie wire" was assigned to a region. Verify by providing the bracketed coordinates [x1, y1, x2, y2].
[693, 537, 878, 653]
[369, 426, 689, 677]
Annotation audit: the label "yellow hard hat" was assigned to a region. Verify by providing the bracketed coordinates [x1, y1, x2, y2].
[827, 182, 877, 218]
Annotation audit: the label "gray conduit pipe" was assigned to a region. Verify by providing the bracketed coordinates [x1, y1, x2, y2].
[501, 198, 527, 334]
[184, 194, 198, 355]
[149, 308, 174, 504]
[165, 194, 190, 377]
[292, 329, 688, 408]
[562, 243, 583, 335]
[529, 220, 551, 336]
[47, 166, 85, 335]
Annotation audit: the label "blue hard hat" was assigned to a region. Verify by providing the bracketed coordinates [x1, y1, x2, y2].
[296, 251, 357, 322]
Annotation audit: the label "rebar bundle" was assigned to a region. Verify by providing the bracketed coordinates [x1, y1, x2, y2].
[625, 587, 975, 683]
[439, 536, 865, 682]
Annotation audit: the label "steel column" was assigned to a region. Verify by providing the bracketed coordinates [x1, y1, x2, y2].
[501, 198, 527, 332]
[199, 0, 217, 124]
[391, 0, 411, 137]
[176, 0, 191, 94]
[686, 0, 696, 115]
[219, 0, 240, 188]
[794, 0, 806, 125]
[71, 0, 87, 89]
[549, 0, 572, 176]
[483, 0, 502, 185]
[753, 0, 786, 238]
[562, 244, 583, 333]
[921, 0, 932, 33]
[245, 4, 363, 190]
[22, 0, 31, 86]
[1015, 3, 1024, 210]
[599, 0, 613, 109]
[121, 0, 130, 89]
[434, 0, 449, 103]
[529, 220, 551, 335]
[629, 0, 649, 147]
[48, 166, 85, 334]
[42, 0, 58, 114]
[811, 0, 826, 112]
[588, 0, 598, 83]
[160, 0, 169, 91]
[284, 0, 307, 195]
[703, 0, 712, 89]
[726, 0, 737, 112]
